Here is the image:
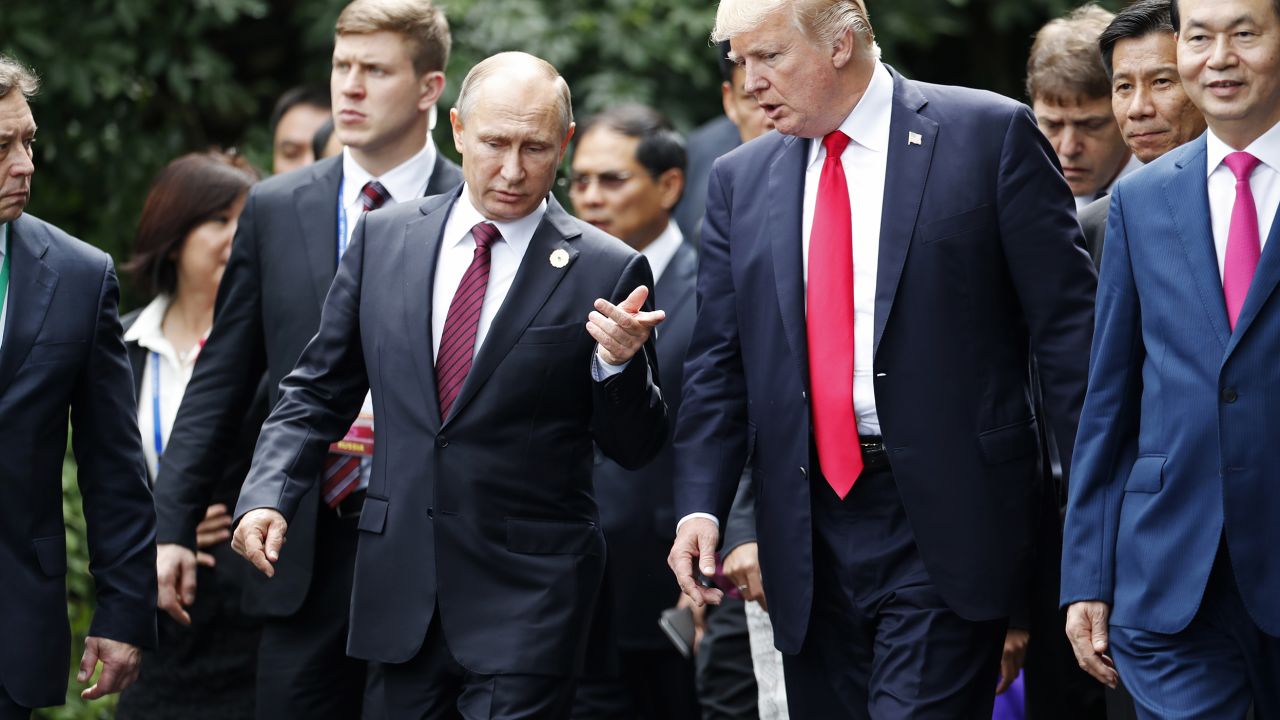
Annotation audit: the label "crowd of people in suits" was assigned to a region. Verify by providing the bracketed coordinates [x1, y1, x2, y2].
[1, 0, 1279, 718]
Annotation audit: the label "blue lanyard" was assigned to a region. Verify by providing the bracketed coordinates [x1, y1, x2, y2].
[150, 351, 164, 459]
[337, 176, 349, 266]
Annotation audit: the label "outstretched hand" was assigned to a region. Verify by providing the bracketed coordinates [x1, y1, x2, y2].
[587, 285, 665, 365]
[231, 508, 289, 577]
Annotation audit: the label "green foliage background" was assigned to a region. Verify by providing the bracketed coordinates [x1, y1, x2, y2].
[2, 0, 1121, 716]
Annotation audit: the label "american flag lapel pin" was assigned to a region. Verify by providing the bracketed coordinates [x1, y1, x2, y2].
[908, 131, 922, 146]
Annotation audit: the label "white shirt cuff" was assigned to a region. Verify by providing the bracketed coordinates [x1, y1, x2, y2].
[591, 346, 630, 381]
[677, 512, 720, 533]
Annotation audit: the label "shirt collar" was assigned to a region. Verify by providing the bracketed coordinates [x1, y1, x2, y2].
[123, 294, 171, 351]
[807, 60, 894, 169]
[1206, 119, 1280, 178]
[640, 220, 683, 283]
[448, 184, 547, 256]
[341, 137, 438, 207]
[0, 222, 7, 259]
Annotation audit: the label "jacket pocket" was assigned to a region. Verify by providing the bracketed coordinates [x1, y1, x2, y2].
[357, 497, 389, 534]
[506, 518, 601, 555]
[978, 418, 1038, 464]
[916, 204, 994, 245]
[32, 535, 67, 577]
[25, 340, 86, 365]
[1125, 456, 1165, 493]
[517, 322, 585, 345]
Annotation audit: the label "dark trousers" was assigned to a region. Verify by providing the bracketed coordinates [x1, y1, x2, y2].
[0, 688, 28, 720]
[380, 613, 576, 720]
[696, 596, 759, 719]
[572, 646, 699, 719]
[1111, 543, 1280, 720]
[255, 508, 375, 720]
[782, 464, 1006, 719]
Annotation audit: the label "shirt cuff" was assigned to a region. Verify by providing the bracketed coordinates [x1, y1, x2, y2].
[591, 346, 630, 381]
[677, 512, 720, 533]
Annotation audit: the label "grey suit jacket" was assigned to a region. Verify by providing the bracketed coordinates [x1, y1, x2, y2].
[1079, 195, 1109, 269]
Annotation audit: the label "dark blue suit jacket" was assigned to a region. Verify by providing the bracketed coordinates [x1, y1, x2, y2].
[674, 68, 1096, 654]
[1062, 134, 1280, 635]
[235, 191, 667, 675]
[0, 214, 156, 707]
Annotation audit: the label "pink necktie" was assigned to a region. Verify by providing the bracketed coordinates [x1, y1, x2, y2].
[1223, 152, 1262, 330]
[436, 222, 500, 420]
[807, 130, 863, 499]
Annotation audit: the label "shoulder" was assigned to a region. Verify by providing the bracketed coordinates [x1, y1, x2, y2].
[120, 308, 142, 333]
[1080, 196, 1109, 228]
[909, 78, 1026, 123]
[1113, 138, 1201, 201]
[250, 156, 342, 204]
[13, 213, 111, 274]
[712, 131, 791, 176]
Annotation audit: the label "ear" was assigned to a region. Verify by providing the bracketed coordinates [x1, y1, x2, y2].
[450, 107, 465, 155]
[721, 81, 738, 123]
[418, 71, 446, 112]
[831, 27, 857, 70]
[558, 122, 577, 162]
[656, 168, 685, 211]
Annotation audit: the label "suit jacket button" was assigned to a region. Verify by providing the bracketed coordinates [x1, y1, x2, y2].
[427, 507, 434, 518]
[1222, 387, 1238, 404]
[436, 435, 449, 448]
[800, 467, 807, 477]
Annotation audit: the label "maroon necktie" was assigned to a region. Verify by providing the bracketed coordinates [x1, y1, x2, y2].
[807, 130, 863, 499]
[436, 222, 500, 419]
[360, 180, 391, 212]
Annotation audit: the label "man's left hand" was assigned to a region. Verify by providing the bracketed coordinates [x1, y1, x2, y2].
[78, 636, 141, 700]
[996, 628, 1030, 695]
[587, 285, 665, 365]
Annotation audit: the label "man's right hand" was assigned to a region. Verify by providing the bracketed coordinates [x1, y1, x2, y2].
[722, 541, 767, 611]
[1065, 600, 1118, 688]
[232, 508, 289, 578]
[667, 517, 724, 608]
[156, 543, 198, 625]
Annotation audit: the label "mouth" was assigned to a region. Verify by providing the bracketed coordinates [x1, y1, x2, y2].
[1127, 129, 1169, 142]
[491, 189, 523, 203]
[1205, 79, 1245, 97]
[1061, 167, 1088, 178]
[336, 109, 366, 124]
[1, 189, 28, 202]
[760, 103, 783, 119]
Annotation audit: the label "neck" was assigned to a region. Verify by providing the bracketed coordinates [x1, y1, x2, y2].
[349, 121, 429, 177]
[162, 286, 215, 355]
[628, 217, 670, 253]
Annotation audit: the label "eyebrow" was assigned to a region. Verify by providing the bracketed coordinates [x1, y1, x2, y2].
[1185, 15, 1256, 32]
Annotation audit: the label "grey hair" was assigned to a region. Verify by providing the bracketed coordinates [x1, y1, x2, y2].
[456, 52, 573, 136]
[0, 54, 39, 100]
[713, 0, 880, 58]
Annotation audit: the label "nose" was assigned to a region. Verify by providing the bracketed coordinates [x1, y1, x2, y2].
[11, 142, 34, 178]
[499, 148, 525, 184]
[1128, 85, 1156, 121]
[577, 177, 605, 206]
[338, 67, 364, 98]
[1207, 35, 1235, 70]
[743, 61, 767, 94]
[1057, 125, 1085, 159]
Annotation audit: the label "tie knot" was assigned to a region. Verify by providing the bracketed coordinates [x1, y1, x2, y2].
[360, 181, 391, 212]
[1224, 151, 1261, 183]
[823, 131, 850, 160]
[471, 222, 501, 250]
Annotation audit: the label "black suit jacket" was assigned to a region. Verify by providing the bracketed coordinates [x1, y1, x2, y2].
[235, 190, 667, 675]
[0, 214, 156, 708]
[154, 152, 463, 617]
[593, 240, 696, 650]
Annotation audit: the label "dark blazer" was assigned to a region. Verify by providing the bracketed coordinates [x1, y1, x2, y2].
[0, 214, 156, 708]
[235, 189, 668, 675]
[674, 68, 1097, 654]
[674, 116, 740, 242]
[154, 152, 462, 617]
[594, 239, 697, 650]
[1062, 135, 1280, 636]
[1079, 195, 1109, 268]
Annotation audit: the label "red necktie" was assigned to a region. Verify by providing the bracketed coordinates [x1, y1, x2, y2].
[436, 222, 501, 419]
[807, 130, 863, 499]
[1223, 152, 1262, 330]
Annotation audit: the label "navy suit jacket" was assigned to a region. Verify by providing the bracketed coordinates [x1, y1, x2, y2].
[0, 214, 156, 708]
[235, 190, 667, 675]
[155, 152, 462, 617]
[1062, 134, 1280, 635]
[674, 68, 1097, 654]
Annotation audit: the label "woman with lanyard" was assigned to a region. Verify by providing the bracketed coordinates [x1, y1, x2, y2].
[115, 151, 263, 720]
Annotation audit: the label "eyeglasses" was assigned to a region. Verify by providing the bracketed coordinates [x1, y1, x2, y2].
[568, 171, 636, 192]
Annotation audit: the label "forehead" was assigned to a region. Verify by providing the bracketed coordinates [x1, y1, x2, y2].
[467, 84, 563, 140]
[0, 93, 36, 135]
[1034, 95, 1113, 119]
[572, 128, 641, 168]
[1180, 0, 1278, 27]
[728, 10, 802, 59]
[333, 31, 413, 64]
[1112, 32, 1177, 73]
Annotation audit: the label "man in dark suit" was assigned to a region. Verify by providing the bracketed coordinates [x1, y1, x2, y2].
[667, 1, 1096, 716]
[566, 104, 698, 720]
[151, 1, 461, 716]
[1078, 0, 1207, 266]
[1062, 0, 1280, 716]
[0, 56, 156, 718]
[232, 52, 668, 718]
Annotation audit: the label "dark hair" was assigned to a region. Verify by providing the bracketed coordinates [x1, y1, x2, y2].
[124, 152, 260, 298]
[312, 117, 336, 160]
[1026, 4, 1115, 104]
[1170, 0, 1280, 31]
[577, 104, 687, 191]
[717, 40, 736, 84]
[269, 86, 330, 136]
[1099, 0, 1173, 77]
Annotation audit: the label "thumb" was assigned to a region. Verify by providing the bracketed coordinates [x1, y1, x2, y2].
[78, 638, 99, 683]
[618, 285, 650, 315]
[698, 534, 718, 577]
[1090, 611, 1108, 653]
[265, 518, 286, 562]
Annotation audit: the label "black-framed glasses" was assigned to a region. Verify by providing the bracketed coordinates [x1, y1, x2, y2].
[568, 171, 635, 192]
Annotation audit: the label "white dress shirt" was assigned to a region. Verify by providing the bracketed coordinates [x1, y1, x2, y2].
[801, 59, 893, 436]
[340, 139, 438, 252]
[1206, 121, 1280, 281]
[432, 186, 545, 360]
[641, 220, 684, 284]
[125, 295, 207, 480]
[0, 223, 9, 354]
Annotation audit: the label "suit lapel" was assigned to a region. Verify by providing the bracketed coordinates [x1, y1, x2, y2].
[769, 135, 811, 390]
[874, 70, 937, 357]
[424, 153, 463, 196]
[1163, 138, 1231, 351]
[1226, 191, 1280, 356]
[403, 190, 459, 426]
[655, 242, 696, 317]
[443, 196, 579, 426]
[0, 216, 58, 394]
[293, 158, 343, 309]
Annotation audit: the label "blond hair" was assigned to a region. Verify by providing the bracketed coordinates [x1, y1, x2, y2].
[0, 54, 39, 100]
[335, 0, 451, 74]
[713, 0, 879, 58]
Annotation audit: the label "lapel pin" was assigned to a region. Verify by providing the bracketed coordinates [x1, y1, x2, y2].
[908, 132, 922, 146]
[549, 248, 570, 269]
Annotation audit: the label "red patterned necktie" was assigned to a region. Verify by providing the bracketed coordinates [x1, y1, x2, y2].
[1223, 152, 1262, 330]
[436, 222, 501, 420]
[807, 130, 863, 499]
[321, 179, 393, 509]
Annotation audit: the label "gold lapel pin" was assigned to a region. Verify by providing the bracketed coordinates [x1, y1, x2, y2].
[908, 132, 922, 146]
[549, 248, 570, 268]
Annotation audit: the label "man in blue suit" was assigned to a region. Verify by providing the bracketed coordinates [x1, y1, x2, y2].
[1061, 0, 1280, 716]
[0, 56, 156, 718]
[667, 0, 1096, 716]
